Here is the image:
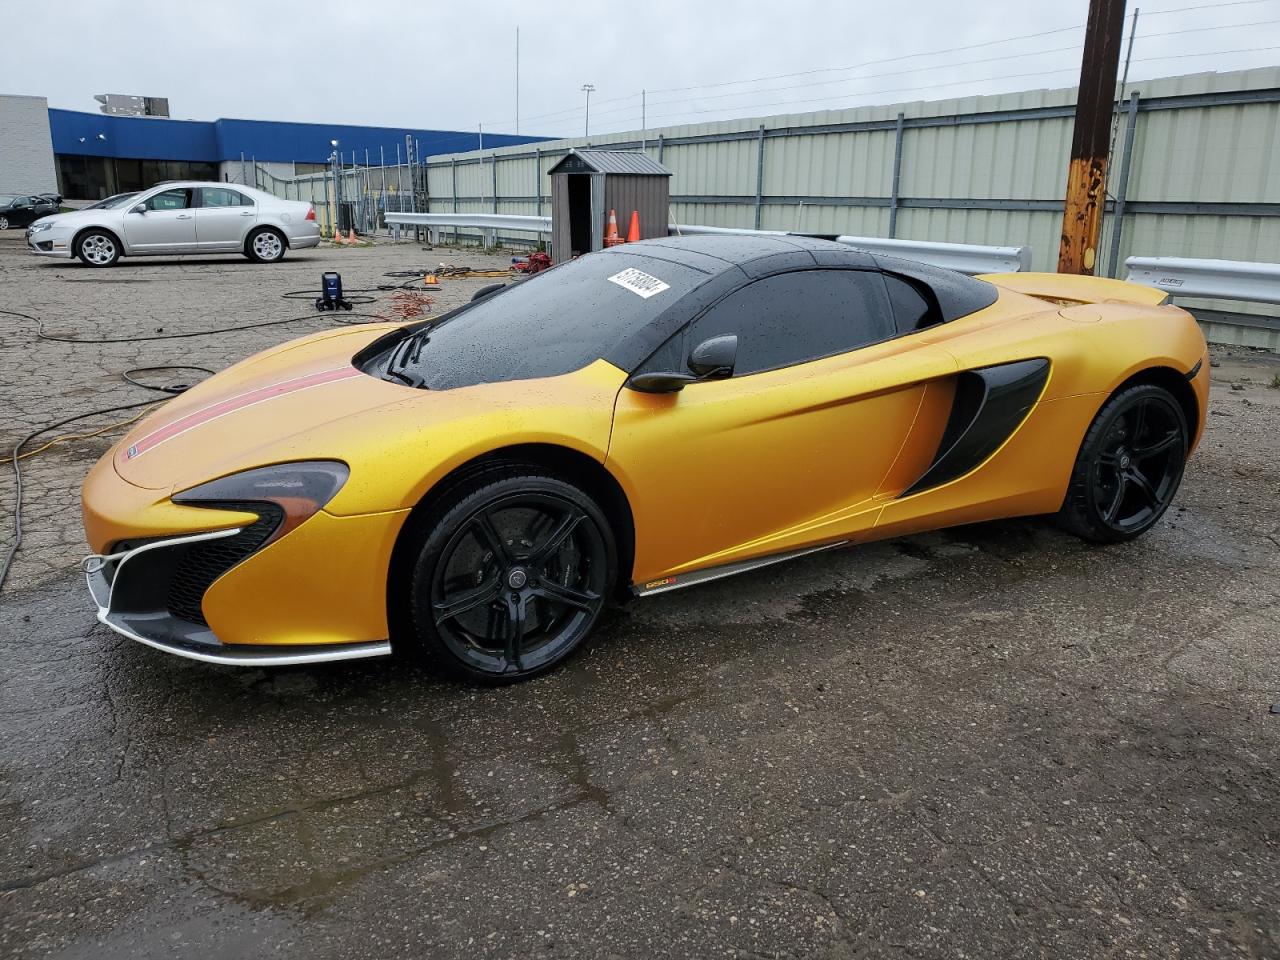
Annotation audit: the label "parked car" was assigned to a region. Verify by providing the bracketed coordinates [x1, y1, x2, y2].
[81, 235, 1208, 680]
[0, 194, 59, 230]
[35, 192, 63, 207]
[25, 181, 321, 266]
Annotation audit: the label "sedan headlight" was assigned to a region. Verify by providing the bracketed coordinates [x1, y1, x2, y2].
[173, 461, 349, 542]
[28, 221, 54, 233]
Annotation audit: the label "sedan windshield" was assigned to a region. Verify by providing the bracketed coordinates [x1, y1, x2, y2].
[390, 251, 710, 390]
[0, 195, 18, 205]
[89, 192, 139, 210]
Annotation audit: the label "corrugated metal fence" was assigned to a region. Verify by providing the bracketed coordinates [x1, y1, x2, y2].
[417, 67, 1280, 320]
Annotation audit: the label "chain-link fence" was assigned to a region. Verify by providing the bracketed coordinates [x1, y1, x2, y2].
[251, 152, 429, 237]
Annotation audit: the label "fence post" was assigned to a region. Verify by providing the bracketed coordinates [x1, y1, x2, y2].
[535, 148, 543, 218]
[657, 134, 664, 165]
[1107, 91, 1141, 278]
[889, 111, 905, 239]
[753, 124, 766, 230]
[492, 153, 499, 215]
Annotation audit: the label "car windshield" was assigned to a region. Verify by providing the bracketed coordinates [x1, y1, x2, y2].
[0, 195, 18, 204]
[392, 251, 710, 390]
[90, 193, 139, 210]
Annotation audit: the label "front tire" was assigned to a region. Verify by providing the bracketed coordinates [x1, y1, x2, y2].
[1059, 383, 1189, 543]
[0, 216, 9, 230]
[404, 468, 616, 683]
[245, 227, 286, 263]
[76, 230, 120, 267]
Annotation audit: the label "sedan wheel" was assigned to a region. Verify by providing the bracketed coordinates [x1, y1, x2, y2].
[247, 228, 286, 263]
[407, 471, 616, 682]
[0, 216, 8, 230]
[1059, 384, 1188, 542]
[77, 231, 120, 267]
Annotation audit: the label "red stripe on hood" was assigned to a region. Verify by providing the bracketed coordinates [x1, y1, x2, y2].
[121, 366, 362, 463]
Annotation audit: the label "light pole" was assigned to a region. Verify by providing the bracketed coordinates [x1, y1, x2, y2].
[581, 83, 595, 138]
[329, 139, 341, 236]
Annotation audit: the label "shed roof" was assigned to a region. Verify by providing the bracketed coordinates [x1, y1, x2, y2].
[548, 149, 672, 176]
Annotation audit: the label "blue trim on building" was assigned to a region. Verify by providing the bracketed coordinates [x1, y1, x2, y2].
[49, 109, 548, 163]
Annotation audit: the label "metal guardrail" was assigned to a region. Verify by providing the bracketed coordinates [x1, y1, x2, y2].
[1124, 256, 1280, 305]
[386, 212, 552, 234]
[386, 213, 1031, 274]
[671, 224, 1029, 274]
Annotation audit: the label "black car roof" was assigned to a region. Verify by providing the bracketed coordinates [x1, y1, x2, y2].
[625, 233, 874, 269]
[615, 234, 996, 324]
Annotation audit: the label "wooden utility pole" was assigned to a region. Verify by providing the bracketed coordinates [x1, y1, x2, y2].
[1058, 0, 1127, 274]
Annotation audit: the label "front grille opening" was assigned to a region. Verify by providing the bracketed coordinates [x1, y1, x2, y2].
[166, 503, 284, 626]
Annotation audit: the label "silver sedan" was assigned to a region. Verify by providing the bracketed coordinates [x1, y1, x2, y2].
[26, 182, 321, 267]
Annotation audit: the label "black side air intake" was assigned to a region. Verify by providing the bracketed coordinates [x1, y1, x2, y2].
[903, 358, 1050, 496]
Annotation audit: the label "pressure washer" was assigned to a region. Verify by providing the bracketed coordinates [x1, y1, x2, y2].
[315, 271, 353, 311]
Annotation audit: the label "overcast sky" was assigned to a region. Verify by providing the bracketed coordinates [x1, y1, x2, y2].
[8, 0, 1280, 139]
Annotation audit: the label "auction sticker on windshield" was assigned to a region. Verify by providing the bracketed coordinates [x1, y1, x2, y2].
[608, 267, 671, 299]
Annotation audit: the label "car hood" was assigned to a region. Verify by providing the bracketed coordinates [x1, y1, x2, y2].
[31, 209, 99, 228]
[111, 324, 409, 492]
[108, 323, 628, 509]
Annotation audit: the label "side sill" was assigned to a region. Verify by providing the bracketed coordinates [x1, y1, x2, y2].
[633, 541, 847, 598]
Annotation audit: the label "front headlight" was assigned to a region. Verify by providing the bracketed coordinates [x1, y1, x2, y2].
[172, 461, 349, 542]
[29, 221, 54, 233]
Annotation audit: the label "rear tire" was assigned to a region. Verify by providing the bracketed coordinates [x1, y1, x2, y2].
[403, 467, 617, 684]
[245, 227, 286, 263]
[1058, 384, 1188, 543]
[76, 230, 120, 267]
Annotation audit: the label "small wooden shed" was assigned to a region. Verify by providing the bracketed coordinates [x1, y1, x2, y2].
[548, 149, 672, 263]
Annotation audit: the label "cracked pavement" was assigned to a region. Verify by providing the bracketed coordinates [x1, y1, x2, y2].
[1, 231, 1278, 958]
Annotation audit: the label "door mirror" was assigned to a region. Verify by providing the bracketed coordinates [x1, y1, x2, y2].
[130, 203, 146, 215]
[628, 371, 698, 394]
[687, 335, 737, 380]
[627, 334, 740, 394]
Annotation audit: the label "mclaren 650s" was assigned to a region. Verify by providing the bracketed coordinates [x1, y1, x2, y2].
[81, 235, 1208, 682]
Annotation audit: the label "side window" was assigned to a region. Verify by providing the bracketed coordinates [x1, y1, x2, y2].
[687, 270, 895, 376]
[147, 188, 192, 211]
[883, 274, 938, 333]
[201, 187, 251, 208]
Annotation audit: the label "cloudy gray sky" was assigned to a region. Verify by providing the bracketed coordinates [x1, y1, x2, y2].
[9, 0, 1280, 137]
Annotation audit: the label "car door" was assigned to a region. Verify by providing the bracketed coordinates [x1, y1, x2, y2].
[32, 196, 58, 219]
[9, 197, 38, 227]
[122, 187, 197, 253]
[606, 268, 958, 586]
[194, 186, 256, 251]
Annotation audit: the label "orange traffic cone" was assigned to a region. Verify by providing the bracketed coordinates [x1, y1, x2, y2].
[347, 228, 357, 243]
[332, 226, 345, 244]
[626, 210, 640, 243]
[604, 208, 621, 246]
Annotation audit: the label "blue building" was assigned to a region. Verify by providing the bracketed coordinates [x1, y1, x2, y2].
[45, 108, 549, 200]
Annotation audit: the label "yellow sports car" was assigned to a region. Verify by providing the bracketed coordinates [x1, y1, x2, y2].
[81, 235, 1208, 681]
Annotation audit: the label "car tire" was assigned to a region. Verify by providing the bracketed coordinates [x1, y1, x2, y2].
[76, 230, 121, 268]
[403, 466, 617, 684]
[1058, 383, 1189, 543]
[0, 216, 9, 230]
[245, 227, 287, 264]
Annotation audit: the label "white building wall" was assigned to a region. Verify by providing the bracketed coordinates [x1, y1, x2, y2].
[0, 95, 58, 195]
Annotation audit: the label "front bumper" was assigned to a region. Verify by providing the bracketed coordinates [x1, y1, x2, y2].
[84, 528, 392, 666]
[27, 229, 73, 258]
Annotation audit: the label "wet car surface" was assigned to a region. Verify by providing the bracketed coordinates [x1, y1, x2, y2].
[1, 232, 1278, 958]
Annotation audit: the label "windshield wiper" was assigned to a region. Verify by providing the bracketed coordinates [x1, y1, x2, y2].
[384, 333, 427, 388]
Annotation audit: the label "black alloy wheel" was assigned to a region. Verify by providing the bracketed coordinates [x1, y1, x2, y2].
[407, 471, 615, 682]
[1059, 384, 1189, 542]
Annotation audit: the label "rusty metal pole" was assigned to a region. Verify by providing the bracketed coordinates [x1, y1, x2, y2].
[1058, 0, 1127, 274]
